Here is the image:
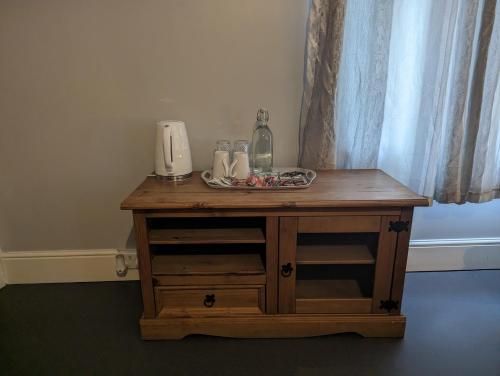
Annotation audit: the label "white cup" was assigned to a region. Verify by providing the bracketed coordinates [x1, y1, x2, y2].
[232, 151, 250, 179]
[212, 150, 230, 179]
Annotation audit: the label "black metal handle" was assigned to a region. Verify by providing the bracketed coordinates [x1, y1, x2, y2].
[281, 263, 294, 277]
[203, 294, 216, 308]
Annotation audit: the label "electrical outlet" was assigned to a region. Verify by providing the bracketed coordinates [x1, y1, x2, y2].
[119, 250, 138, 269]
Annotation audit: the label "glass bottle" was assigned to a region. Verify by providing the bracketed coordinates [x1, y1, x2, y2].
[251, 108, 273, 173]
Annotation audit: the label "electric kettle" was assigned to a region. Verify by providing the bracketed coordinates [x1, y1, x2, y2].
[155, 120, 193, 180]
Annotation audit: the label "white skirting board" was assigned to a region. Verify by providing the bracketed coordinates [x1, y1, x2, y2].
[0, 238, 499, 285]
[0, 249, 139, 285]
[406, 238, 500, 272]
[0, 257, 6, 289]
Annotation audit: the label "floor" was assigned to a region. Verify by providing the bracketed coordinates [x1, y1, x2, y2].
[1, 270, 499, 376]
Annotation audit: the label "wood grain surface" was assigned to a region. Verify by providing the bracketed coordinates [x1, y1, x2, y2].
[151, 254, 265, 276]
[295, 298, 372, 314]
[298, 216, 381, 233]
[123, 170, 423, 339]
[265, 217, 279, 314]
[390, 207, 414, 314]
[155, 285, 265, 317]
[295, 279, 368, 299]
[296, 244, 375, 265]
[278, 217, 298, 314]
[371, 216, 399, 313]
[121, 170, 430, 210]
[153, 274, 266, 286]
[140, 314, 406, 339]
[133, 212, 155, 318]
[149, 228, 265, 244]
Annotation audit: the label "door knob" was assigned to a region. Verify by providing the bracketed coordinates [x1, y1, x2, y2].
[203, 294, 216, 307]
[281, 263, 294, 277]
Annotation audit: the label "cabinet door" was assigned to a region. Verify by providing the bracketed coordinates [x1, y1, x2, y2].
[278, 215, 399, 314]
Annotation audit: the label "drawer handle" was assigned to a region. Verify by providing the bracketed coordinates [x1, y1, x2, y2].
[281, 263, 294, 277]
[203, 294, 216, 308]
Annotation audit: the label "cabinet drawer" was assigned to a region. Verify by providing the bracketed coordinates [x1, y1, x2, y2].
[298, 216, 381, 233]
[155, 285, 265, 317]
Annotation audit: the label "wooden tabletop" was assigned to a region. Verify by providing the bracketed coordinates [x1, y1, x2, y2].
[120, 170, 430, 210]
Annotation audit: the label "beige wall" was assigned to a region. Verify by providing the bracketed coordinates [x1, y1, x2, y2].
[0, 0, 307, 251]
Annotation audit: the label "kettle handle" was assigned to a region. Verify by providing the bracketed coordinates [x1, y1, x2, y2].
[163, 125, 173, 169]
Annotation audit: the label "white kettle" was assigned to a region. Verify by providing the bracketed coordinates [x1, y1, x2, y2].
[155, 120, 193, 180]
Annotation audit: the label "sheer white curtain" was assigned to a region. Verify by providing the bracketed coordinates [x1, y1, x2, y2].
[377, 0, 499, 203]
[301, 0, 500, 203]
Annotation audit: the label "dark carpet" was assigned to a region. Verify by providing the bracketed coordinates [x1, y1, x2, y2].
[1, 270, 499, 376]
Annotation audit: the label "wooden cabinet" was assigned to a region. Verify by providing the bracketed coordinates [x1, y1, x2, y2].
[121, 170, 429, 339]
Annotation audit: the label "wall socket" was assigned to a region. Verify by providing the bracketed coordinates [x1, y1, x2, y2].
[119, 250, 138, 269]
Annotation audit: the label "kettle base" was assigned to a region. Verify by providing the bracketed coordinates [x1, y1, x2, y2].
[154, 172, 192, 182]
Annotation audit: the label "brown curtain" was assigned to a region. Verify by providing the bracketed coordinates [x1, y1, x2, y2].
[298, 0, 346, 170]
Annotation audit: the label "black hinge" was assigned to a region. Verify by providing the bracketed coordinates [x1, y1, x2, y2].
[379, 299, 399, 313]
[389, 220, 409, 233]
[152, 277, 159, 286]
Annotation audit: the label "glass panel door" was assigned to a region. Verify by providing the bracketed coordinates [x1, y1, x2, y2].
[278, 216, 398, 314]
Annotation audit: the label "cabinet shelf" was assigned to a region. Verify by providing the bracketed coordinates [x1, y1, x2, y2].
[296, 244, 375, 265]
[149, 228, 265, 245]
[152, 253, 265, 276]
[295, 279, 372, 313]
[296, 279, 370, 299]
